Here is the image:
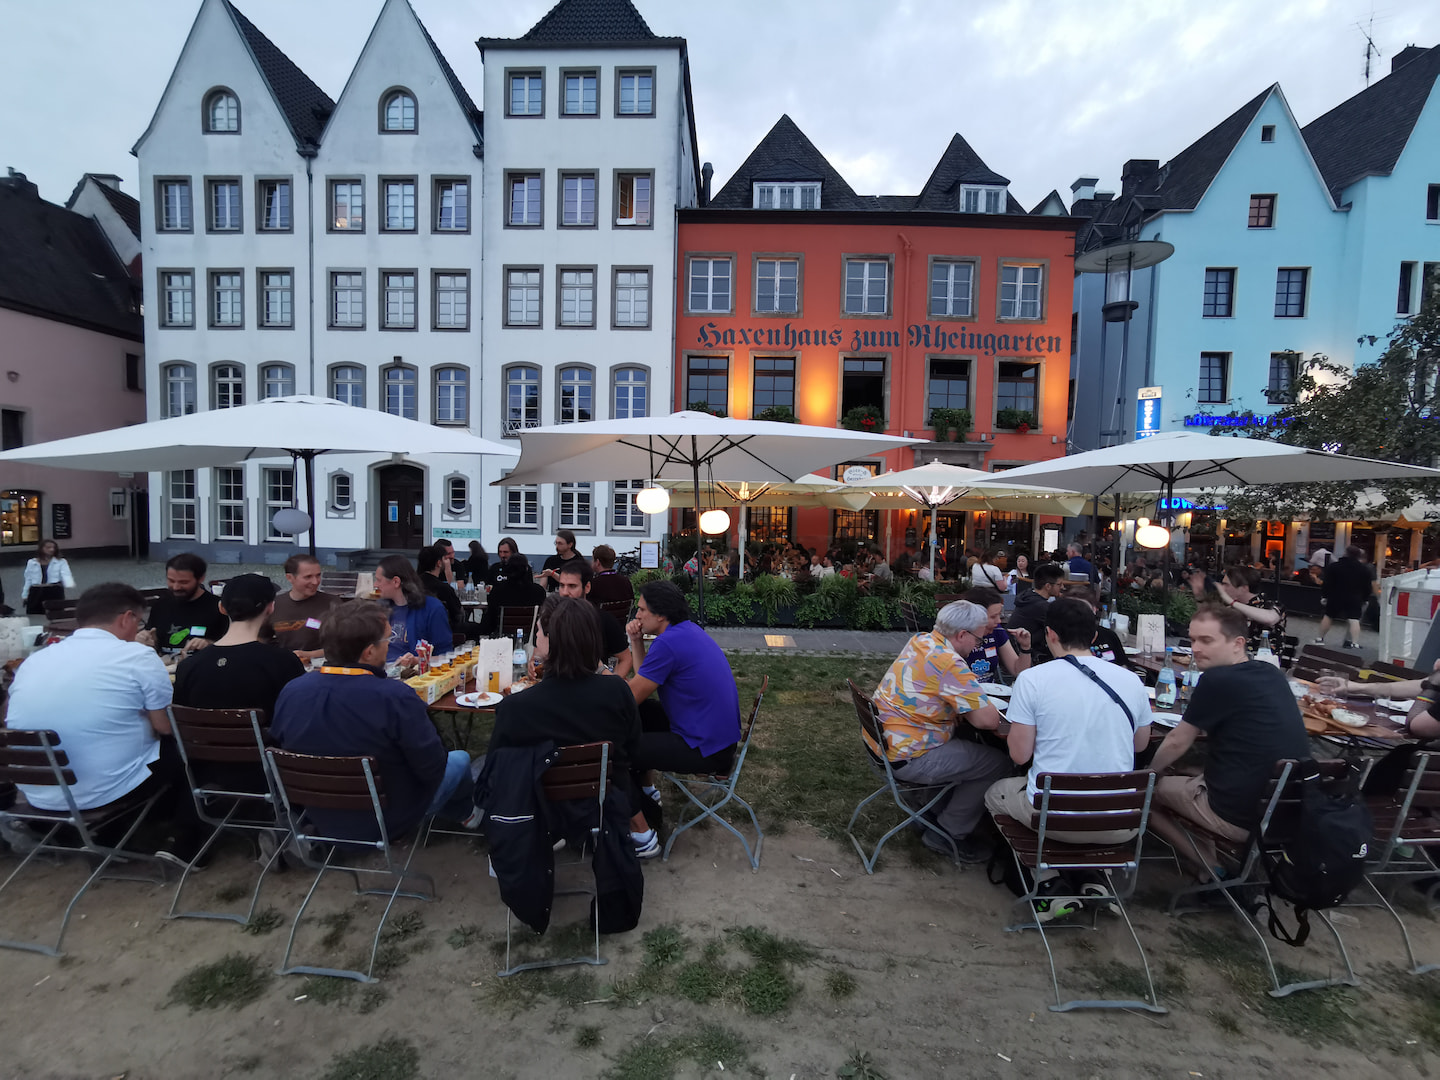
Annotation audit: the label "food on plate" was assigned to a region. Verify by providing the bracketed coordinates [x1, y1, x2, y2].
[1330, 708, 1367, 728]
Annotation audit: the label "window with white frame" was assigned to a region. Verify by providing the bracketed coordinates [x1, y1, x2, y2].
[258, 179, 290, 230]
[435, 367, 467, 425]
[162, 271, 194, 327]
[210, 272, 242, 327]
[159, 180, 192, 231]
[329, 471, 353, 513]
[261, 271, 292, 327]
[506, 268, 541, 326]
[264, 467, 294, 540]
[508, 72, 542, 116]
[331, 365, 365, 407]
[381, 90, 416, 132]
[844, 259, 889, 315]
[165, 363, 196, 418]
[561, 174, 596, 226]
[999, 264, 1043, 319]
[616, 173, 651, 225]
[507, 174, 542, 226]
[614, 269, 650, 327]
[207, 179, 241, 231]
[612, 479, 646, 530]
[753, 182, 819, 210]
[559, 268, 596, 327]
[215, 467, 245, 540]
[261, 363, 293, 399]
[434, 272, 468, 329]
[445, 475, 469, 515]
[505, 484, 540, 529]
[929, 260, 974, 318]
[688, 257, 731, 313]
[563, 71, 598, 115]
[168, 469, 196, 538]
[330, 180, 363, 230]
[382, 179, 416, 231]
[213, 363, 243, 409]
[384, 366, 416, 419]
[434, 180, 468, 231]
[755, 258, 799, 314]
[505, 366, 539, 435]
[961, 186, 1005, 214]
[559, 482, 592, 529]
[559, 366, 593, 423]
[205, 90, 239, 132]
[613, 367, 648, 418]
[383, 271, 417, 329]
[617, 70, 653, 115]
[330, 272, 364, 327]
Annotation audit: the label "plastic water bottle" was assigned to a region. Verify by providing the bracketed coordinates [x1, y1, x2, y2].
[1180, 654, 1200, 707]
[1099, 603, 1110, 629]
[512, 629, 528, 682]
[1156, 647, 1178, 709]
[1256, 630, 1280, 668]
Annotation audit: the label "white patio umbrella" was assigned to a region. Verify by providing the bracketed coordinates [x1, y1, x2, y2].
[0, 395, 516, 555]
[495, 411, 922, 618]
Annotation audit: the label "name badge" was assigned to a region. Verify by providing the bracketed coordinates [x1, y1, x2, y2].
[305, 618, 322, 629]
[190, 625, 206, 637]
[984, 647, 998, 658]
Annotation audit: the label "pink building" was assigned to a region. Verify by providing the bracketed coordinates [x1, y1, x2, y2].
[0, 169, 146, 558]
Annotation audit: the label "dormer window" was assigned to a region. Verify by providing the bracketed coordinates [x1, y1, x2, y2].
[753, 182, 820, 210]
[204, 89, 239, 133]
[381, 90, 417, 132]
[961, 185, 1006, 214]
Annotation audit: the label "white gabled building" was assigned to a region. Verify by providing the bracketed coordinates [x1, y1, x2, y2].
[475, 0, 699, 556]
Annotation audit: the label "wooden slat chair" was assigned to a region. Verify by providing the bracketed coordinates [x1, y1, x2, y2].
[264, 749, 436, 984]
[0, 729, 170, 957]
[319, 571, 361, 597]
[662, 677, 767, 871]
[844, 681, 960, 872]
[1290, 652, 1359, 683]
[898, 600, 932, 634]
[165, 706, 286, 925]
[40, 599, 77, 621]
[1361, 659, 1425, 683]
[499, 606, 539, 644]
[1299, 643, 1366, 669]
[598, 599, 633, 625]
[1359, 749, 1440, 975]
[500, 742, 612, 977]
[1166, 758, 1361, 997]
[991, 771, 1166, 1014]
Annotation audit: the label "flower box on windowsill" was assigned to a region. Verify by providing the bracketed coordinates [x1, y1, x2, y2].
[841, 405, 885, 432]
[995, 408, 1037, 433]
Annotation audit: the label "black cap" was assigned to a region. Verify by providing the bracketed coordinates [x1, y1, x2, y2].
[218, 573, 278, 618]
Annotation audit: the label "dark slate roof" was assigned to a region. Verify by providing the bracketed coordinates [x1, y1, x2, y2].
[412, 4, 484, 144]
[0, 178, 142, 340]
[1302, 44, 1440, 203]
[1126, 86, 1273, 210]
[224, 0, 334, 148]
[64, 174, 142, 240]
[709, 115, 863, 209]
[476, 0, 681, 48]
[913, 133, 1010, 210]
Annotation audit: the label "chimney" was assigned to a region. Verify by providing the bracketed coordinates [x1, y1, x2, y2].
[1121, 159, 1159, 197]
[1393, 45, 1429, 73]
[1070, 176, 1099, 201]
[1, 167, 39, 199]
[701, 162, 714, 206]
[1094, 191, 1115, 203]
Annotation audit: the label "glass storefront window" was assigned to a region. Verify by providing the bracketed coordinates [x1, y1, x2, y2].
[0, 490, 41, 546]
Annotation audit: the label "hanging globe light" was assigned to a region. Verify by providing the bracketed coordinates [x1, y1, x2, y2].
[699, 508, 731, 535]
[1135, 523, 1171, 549]
[635, 484, 670, 515]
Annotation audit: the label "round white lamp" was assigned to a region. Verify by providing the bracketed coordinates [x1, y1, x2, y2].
[271, 508, 312, 535]
[635, 485, 670, 515]
[1135, 523, 1171, 549]
[699, 508, 731, 535]
[1136, 517, 1150, 527]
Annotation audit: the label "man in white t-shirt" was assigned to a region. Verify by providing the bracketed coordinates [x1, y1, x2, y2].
[985, 597, 1152, 919]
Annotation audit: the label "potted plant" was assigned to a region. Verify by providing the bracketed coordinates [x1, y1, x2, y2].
[841, 405, 885, 432]
[995, 408, 1037, 432]
[687, 400, 727, 417]
[754, 405, 798, 423]
[927, 407, 972, 442]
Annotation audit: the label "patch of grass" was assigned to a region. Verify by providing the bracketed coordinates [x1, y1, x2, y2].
[240, 907, 283, 936]
[641, 924, 687, 967]
[167, 953, 272, 1012]
[684, 1024, 749, 1068]
[674, 958, 734, 1004]
[727, 925, 818, 966]
[533, 970, 598, 1007]
[607, 963, 670, 1007]
[300, 975, 355, 1006]
[446, 924, 483, 950]
[576, 1025, 603, 1050]
[824, 969, 858, 1000]
[604, 1024, 749, 1080]
[212, 882, 248, 903]
[837, 1050, 887, 1079]
[318, 1035, 419, 1080]
[319, 909, 355, 950]
[368, 942, 411, 979]
[1087, 960, 1160, 1001]
[382, 911, 425, 942]
[738, 962, 796, 1015]
[1209, 1010, 1243, 1036]
[479, 975, 540, 1015]
[358, 986, 388, 1015]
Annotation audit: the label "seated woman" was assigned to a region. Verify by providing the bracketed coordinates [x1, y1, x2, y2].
[960, 587, 1032, 682]
[488, 595, 653, 857]
[479, 555, 546, 638]
[375, 554, 452, 662]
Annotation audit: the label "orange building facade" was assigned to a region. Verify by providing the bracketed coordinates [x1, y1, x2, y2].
[672, 120, 1077, 560]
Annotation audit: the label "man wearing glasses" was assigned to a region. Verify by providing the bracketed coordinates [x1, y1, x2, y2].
[867, 599, 1010, 863]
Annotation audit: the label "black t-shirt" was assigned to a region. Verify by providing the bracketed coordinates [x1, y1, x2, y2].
[489, 672, 642, 780]
[422, 573, 465, 631]
[173, 640, 307, 719]
[146, 590, 229, 650]
[541, 552, 588, 592]
[1322, 558, 1375, 606]
[1090, 626, 1127, 665]
[479, 579, 546, 636]
[595, 606, 628, 661]
[1182, 660, 1311, 828]
[589, 571, 634, 610]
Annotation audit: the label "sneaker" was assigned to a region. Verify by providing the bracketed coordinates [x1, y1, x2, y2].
[1312, 638, 1326, 645]
[1033, 878, 1082, 923]
[0, 819, 39, 856]
[631, 829, 660, 859]
[1079, 878, 1118, 915]
[920, 828, 993, 864]
[1342, 641, 1363, 651]
[643, 786, 662, 806]
[460, 808, 483, 831]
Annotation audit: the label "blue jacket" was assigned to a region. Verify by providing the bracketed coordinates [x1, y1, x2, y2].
[385, 596, 452, 660]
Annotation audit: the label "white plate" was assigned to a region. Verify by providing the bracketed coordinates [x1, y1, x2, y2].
[992, 699, 1008, 713]
[1124, 646, 1142, 655]
[1172, 645, 1192, 655]
[976, 683, 1012, 698]
[455, 691, 502, 708]
[1149, 711, 1182, 728]
[1377, 698, 1415, 712]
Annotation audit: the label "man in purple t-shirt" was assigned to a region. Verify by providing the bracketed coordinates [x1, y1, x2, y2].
[626, 580, 740, 818]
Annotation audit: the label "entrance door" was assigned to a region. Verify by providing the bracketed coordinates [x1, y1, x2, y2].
[377, 465, 425, 549]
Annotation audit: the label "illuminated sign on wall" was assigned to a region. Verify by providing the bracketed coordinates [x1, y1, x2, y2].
[693, 321, 1065, 355]
[1183, 414, 1292, 427]
[1135, 386, 1162, 440]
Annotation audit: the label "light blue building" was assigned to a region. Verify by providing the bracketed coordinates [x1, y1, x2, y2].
[1070, 45, 1440, 450]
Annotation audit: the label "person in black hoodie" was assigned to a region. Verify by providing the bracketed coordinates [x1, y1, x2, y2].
[1007, 562, 1067, 665]
[479, 555, 546, 638]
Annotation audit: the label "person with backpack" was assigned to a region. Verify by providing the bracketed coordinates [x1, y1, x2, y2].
[1145, 603, 1311, 882]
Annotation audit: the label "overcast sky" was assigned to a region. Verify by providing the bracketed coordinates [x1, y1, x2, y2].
[5, 0, 1440, 211]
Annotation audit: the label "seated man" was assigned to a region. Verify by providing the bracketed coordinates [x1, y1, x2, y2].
[270, 601, 476, 841]
[1061, 583, 1127, 666]
[625, 581, 740, 816]
[479, 555, 546, 639]
[556, 562, 634, 677]
[1008, 562, 1067, 665]
[269, 553, 338, 663]
[870, 600, 1011, 863]
[141, 552, 228, 653]
[1145, 604, 1310, 880]
[418, 543, 469, 638]
[588, 544, 635, 609]
[985, 598, 1152, 918]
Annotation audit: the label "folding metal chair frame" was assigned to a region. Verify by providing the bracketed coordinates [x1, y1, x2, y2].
[996, 771, 1167, 1014]
[1356, 749, 1440, 976]
[266, 750, 435, 984]
[0, 730, 171, 957]
[662, 676, 767, 871]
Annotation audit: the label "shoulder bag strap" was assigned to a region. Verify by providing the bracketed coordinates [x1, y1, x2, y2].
[1061, 654, 1137, 731]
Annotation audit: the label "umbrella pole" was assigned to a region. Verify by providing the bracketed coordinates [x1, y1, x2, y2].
[302, 451, 317, 558]
[738, 503, 748, 578]
[692, 438, 705, 625]
[929, 505, 938, 580]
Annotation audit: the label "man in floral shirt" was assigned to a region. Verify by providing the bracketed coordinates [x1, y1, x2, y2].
[867, 600, 1011, 862]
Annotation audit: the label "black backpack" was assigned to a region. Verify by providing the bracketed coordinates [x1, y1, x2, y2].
[1258, 763, 1372, 946]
